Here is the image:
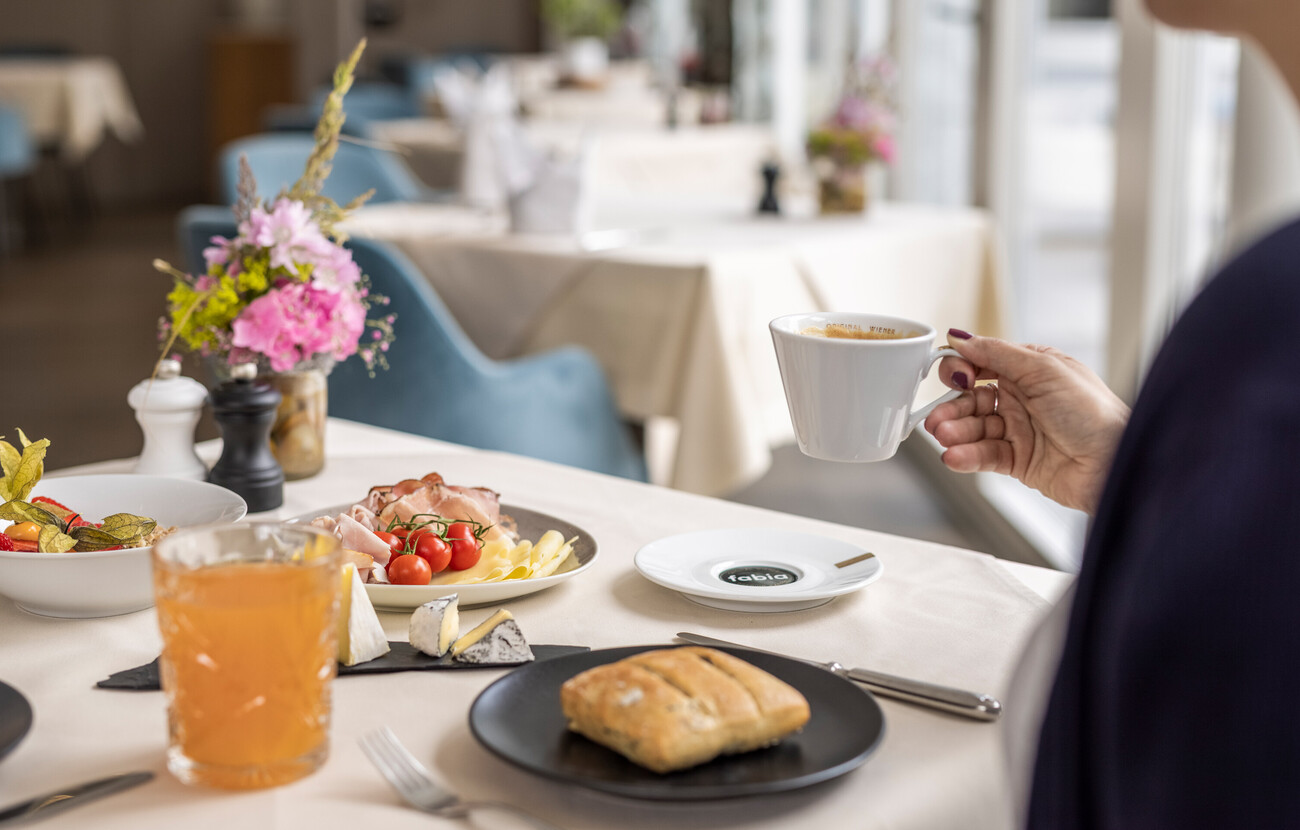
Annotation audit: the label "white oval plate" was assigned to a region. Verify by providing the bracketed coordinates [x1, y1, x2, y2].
[633, 529, 883, 613]
[289, 503, 597, 610]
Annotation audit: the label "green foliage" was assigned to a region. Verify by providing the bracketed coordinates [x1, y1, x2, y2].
[541, 0, 622, 40]
[807, 128, 876, 167]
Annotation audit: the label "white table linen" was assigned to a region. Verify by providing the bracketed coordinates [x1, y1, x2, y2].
[343, 201, 1004, 497]
[0, 419, 1069, 830]
[0, 57, 143, 159]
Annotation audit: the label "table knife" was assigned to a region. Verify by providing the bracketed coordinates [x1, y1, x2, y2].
[676, 632, 1002, 722]
[0, 771, 153, 827]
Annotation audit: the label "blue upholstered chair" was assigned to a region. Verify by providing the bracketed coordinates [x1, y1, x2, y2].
[218, 133, 451, 206]
[0, 105, 33, 176]
[261, 80, 426, 135]
[310, 81, 421, 137]
[174, 206, 648, 481]
[0, 104, 35, 255]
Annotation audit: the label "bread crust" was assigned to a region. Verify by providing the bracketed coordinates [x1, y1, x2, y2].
[560, 647, 811, 773]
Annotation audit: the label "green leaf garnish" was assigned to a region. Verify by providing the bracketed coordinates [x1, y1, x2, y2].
[0, 432, 48, 503]
[38, 524, 77, 553]
[97, 513, 157, 540]
[0, 500, 59, 527]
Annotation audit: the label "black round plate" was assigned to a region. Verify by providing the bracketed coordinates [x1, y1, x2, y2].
[469, 645, 885, 800]
[0, 680, 32, 763]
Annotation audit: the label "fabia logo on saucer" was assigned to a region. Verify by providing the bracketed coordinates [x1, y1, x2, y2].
[718, 565, 799, 587]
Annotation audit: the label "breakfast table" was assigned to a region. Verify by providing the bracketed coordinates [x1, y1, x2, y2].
[343, 199, 1004, 497]
[0, 418, 1069, 829]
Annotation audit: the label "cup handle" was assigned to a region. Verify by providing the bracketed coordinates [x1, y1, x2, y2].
[905, 347, 965, 438]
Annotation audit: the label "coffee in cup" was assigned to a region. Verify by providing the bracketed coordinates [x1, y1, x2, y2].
[770, 312, 961, 462]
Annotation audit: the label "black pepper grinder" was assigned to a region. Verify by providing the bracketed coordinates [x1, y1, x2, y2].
[207, 363, 284, 512]
[758, 162, 781, 214]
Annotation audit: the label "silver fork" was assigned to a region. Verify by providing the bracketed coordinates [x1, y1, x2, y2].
[359, 727, 566, 830]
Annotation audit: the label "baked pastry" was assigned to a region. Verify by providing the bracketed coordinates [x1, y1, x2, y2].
[560, 646, 811, 773]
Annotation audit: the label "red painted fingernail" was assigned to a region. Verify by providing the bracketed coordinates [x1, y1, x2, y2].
[952, 371, 969, 389]
[948, 328, 973, 340]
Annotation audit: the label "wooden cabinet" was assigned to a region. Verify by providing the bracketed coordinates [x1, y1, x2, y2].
[207, 31, 296, 194]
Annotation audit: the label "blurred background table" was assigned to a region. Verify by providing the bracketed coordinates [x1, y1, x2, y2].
[343, 200, 1003, 496]
[0, 55, 142, 160]
[368, 120, 775, 197]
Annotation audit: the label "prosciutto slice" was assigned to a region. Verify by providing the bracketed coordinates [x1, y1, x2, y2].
[377, 482, 516, 543]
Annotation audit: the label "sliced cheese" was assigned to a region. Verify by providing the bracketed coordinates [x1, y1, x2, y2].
[338, 562, 390, 666]
[409, 594, 460, 657]
[450, 608, 534, 664]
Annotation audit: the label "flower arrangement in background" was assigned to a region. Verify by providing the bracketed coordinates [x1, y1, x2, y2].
[805, 55, 898, 214]
[806, 55, 899, 169]
[155, 39, 394, 377]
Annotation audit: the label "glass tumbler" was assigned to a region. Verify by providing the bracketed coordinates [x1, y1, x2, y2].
[153, 523, 341, 789]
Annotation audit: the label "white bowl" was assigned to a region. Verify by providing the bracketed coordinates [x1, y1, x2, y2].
[0, 475, 247, 618]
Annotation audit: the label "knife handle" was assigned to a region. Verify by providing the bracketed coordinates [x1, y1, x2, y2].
[838, 666, 1002, 721]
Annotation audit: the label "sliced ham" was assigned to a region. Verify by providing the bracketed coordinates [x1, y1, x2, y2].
[348, 503, 378, 531]
[377, 484, 515, 543]
[334, 513, 393, 565]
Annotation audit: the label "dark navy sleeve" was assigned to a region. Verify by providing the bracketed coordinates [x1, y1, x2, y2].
[1028, 218, 1300, 829]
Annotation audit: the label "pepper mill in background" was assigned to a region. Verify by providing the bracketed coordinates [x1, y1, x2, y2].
[127, 358, 207, 479]
[207, 363, 284, 512]
[758, 162, 781, 215]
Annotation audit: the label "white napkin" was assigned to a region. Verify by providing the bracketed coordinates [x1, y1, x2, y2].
[507, 136, 594, 235]
[436, 63, 536, 209]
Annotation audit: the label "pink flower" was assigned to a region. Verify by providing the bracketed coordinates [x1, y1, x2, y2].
[239, 198, 335, 275]
[308, 243, 362, 289]
[203, 235, 234, 271]
[873, 133, 896, 165]
[230, 281, 366, 372]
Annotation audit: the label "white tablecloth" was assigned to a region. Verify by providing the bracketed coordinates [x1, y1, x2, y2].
[343, 201, 1004, 496]
[0, 57, 143, 159]
[0, 419, 1069, 830]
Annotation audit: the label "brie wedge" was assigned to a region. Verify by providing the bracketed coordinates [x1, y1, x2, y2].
[409, 594, 460, 657]
[338, 562, 390, 666]
[451, 608, 534, 664]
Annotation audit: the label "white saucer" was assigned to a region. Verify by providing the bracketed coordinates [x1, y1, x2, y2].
[633, 529, 883, 613]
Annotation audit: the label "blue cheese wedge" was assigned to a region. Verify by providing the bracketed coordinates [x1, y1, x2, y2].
[450, 608, 534, 664]
[409, 594, 460, 657]
[338, 562, 390, 666]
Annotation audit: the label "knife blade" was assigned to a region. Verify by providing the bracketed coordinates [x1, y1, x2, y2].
[676, 632, 1002, 722]
[0, 771, 153, 827]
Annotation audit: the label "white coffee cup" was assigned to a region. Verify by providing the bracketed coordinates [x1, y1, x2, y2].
[769, 312, 962, 462]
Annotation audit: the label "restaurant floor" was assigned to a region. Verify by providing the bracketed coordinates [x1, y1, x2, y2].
[2, 207, 988, 555]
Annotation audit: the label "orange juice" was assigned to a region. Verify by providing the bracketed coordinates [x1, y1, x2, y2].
[154, 531, 340, 790]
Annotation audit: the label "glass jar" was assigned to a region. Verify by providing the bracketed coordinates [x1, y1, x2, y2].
[263, 367, 328, 481]
[815, 160, 868, 214]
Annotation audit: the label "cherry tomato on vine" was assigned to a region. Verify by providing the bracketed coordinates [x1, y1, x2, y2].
[414, 533, 452, 573]
[387, 553, 432, 585]
[374, 530, 404, 556]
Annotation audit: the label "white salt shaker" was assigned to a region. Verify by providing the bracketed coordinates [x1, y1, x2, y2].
[127, 358, 208, 479]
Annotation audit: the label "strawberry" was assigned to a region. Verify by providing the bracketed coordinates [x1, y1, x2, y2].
[0, 534, 13, 551]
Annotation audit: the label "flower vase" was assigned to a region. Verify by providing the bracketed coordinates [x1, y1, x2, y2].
[263, 367, 328, 481]
[816, 161, 868, 214]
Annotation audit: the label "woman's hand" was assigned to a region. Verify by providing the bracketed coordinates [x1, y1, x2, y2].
[923, 330, 1131, 514]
